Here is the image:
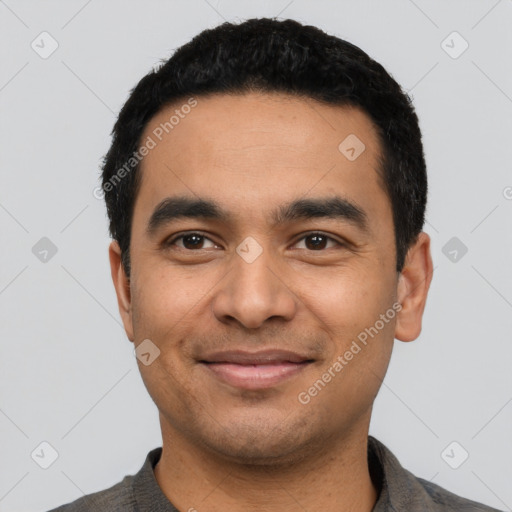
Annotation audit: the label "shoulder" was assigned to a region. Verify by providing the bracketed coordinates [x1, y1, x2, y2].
[46, 474, 137, 512]
[368, 436, 503, 512]
[45, 447, 164, 512]
[415, 475, 504, 512]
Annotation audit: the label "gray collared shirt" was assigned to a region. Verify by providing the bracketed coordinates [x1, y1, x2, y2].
[47, 436, 502, 511]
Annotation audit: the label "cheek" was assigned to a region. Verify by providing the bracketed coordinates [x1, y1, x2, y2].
[298, 266, 397, 389]
[130, 263, 206, 339]
[299, 266, 393, 335]
[294, 270, 396, 425]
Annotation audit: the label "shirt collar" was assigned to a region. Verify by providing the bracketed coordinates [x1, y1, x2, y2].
[132, 447, 178, 512]
[368, 436, 438, 511]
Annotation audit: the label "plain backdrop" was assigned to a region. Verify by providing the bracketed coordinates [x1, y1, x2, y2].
[1, 1, 511, 511]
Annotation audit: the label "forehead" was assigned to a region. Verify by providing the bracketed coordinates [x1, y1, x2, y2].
[134, 92, 390, 229]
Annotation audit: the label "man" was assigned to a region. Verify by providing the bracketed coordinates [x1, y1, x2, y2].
[49, 17, 501, 512]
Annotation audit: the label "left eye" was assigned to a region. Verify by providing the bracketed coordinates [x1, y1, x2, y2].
[293, 232, 341, 251]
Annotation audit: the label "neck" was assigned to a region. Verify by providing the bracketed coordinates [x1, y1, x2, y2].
[154, 420, 378, 512]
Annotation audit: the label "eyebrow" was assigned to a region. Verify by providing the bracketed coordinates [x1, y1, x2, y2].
[146, 195, 369, 235]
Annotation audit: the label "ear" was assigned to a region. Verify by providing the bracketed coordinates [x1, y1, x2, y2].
[109, 240, 134, 342]
[395, 232, 433, 342]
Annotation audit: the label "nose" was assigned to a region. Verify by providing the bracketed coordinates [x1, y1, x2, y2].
[210, 241, 298, 330]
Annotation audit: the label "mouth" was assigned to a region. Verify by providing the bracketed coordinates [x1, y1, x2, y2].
[199, 350, 315, 390]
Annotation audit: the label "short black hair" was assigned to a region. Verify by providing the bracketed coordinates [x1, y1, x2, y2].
[101, 17, 427, 277]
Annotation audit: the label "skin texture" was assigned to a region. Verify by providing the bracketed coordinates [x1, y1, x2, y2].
[109, 92, 433, 512]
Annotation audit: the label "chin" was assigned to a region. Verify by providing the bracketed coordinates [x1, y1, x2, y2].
[191, 412, 327, 468]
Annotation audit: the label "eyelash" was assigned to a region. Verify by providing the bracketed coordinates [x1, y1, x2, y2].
[164, 231, 344, 251]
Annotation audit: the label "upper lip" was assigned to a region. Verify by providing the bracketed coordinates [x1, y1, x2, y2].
[200, 349, 313, 365]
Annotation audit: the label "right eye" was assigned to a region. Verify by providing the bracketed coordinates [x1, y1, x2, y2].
[164, 232, 220, 251]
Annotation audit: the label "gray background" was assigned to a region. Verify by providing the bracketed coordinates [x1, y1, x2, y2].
[1, 1, 511, 510]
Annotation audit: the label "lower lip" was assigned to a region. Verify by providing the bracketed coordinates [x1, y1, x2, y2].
[202, 361, 311, 390]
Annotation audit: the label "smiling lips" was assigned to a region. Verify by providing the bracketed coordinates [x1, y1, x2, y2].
[200, 349, 314, 390]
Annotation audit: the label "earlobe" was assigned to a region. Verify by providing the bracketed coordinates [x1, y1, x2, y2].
[394, 232, 433, 342]
[108, 240, 135, 341]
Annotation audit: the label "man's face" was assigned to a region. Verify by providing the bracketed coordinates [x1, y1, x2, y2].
[114, 92, 407, 464]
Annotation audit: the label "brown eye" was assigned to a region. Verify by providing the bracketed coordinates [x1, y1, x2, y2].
[294, 232, 341, 251]
[305, 234, 328, 250]
[167, 233, 217, 250]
